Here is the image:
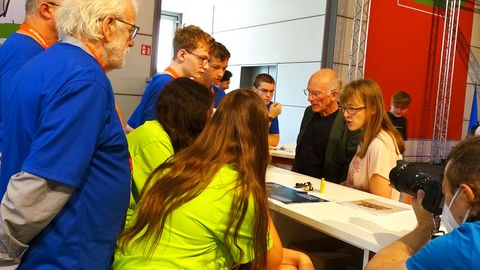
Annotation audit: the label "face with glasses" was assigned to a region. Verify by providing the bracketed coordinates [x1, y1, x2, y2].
[305, 74, 339, 116]
[115, 18, 140, 40]
[253, 82, 275, 105]
[182, 47, 210, 79]
[103, 2, 136, 70]
[197, 56, 228, 87]
[341, 97, 369, 131]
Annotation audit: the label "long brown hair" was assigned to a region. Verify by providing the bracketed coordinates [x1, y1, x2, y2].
[119, 89, 271, 269]
[339, 79, 405, 158]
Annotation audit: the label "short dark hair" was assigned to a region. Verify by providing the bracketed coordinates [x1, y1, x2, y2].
[211, 42, 230, 61]
[156, 78, 213, 152]
[391, 91, 411, 109]
[253, 73, 275, 88]
[220, 70, 232, 82]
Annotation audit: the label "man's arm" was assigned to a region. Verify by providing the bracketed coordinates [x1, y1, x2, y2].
[268, 134, 280, 147]
[268, 102, 282, 120]
[268, 102, 282, 147]
[365, 191, 434, 270]
[124, 124, 134, 134]
[0, 172, 74, 267]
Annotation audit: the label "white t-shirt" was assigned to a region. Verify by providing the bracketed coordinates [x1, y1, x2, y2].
[346, 130, 402, 201]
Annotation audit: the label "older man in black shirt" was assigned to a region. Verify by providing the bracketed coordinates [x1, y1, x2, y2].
[292, 69, 359, 183]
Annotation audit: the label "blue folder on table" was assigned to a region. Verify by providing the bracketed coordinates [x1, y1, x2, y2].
[266, 182, 328, 204]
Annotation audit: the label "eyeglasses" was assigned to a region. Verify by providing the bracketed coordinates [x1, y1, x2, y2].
[115, 18, 140, 40]
[303, 89, 322, 98]
[340, 105, 366, 115]
[186, 50, 209, 66]
[303, 88, 338, 98]
[255, 87, 275, 95]
[46, 1, 60, 7]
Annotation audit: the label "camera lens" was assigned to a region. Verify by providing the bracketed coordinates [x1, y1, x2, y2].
[390, 160, 429, 196]
[389, 160, 443, 214]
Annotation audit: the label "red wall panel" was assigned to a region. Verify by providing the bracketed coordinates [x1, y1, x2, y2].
[364, 0, 474, 139]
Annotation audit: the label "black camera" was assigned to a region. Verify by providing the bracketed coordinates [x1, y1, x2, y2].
[389, 160, 444, 214]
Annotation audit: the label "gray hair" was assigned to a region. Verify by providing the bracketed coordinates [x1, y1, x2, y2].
[55, 0, 138, 41]
[25, 0, 42, 16]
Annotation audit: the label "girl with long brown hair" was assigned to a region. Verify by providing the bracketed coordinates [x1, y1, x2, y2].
[339, 79, 405, 200]
[114, 89, 314, 269]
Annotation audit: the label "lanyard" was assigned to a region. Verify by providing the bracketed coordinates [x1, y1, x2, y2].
[164, 66, 180, 78]
[84, 43, 106, 72]
[19, 23, 49, 49]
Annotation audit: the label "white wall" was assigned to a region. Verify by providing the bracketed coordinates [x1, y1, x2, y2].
[161, 0, 216, 32]
[211, 0, 328, 144]
[137, 0, 329, 144]
[0, 1, 24, 23]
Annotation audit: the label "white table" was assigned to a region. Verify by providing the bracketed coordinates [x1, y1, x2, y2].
[269, 144, 296, 169]
[269, 144, 296, 159]
[266, 165, 417, 268]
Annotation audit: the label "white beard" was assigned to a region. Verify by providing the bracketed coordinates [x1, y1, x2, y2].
[105, 37, 130, 70]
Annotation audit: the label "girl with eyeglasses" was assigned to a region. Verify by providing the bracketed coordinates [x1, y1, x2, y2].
[339, 79, 405, 200]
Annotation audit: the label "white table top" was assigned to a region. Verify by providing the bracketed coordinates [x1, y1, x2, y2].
[269, 144, 296, 159]
[266, 165, 417, 253]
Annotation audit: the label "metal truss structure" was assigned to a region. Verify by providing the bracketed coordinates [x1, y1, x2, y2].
[431, 0, 463, 164]
[348, 0, 370, 81]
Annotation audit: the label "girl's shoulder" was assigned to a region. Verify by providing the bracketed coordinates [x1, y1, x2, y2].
[370, 130, 397, 150]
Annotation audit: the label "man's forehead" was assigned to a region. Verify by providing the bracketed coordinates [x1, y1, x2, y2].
[258, 81, 275, 89]
[210, 57, 228, 66]
[308, 83, 326, 92]
[193, 46, 209, 54]
[309, 72, 334, 87]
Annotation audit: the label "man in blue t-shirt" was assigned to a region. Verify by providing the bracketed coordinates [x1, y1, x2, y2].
[252, 73, 282, 146]
[195, 41, 230, 108]
[126, 25, 214, 132]
[365, 136, 480, 270]
[0, 0, 137, 269]
[215, 69, 232, 91]
[0, 0, 60, 191]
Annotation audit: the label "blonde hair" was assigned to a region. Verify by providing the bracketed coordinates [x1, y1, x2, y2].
[172, 25, 214, 59]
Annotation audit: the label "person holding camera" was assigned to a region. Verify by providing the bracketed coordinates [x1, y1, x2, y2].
[366, 135, 480, 270]
[339, 79, 405, 200]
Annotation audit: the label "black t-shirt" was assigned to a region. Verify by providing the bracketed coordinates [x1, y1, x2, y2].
[293, 110, 338, 179]
[388, 111, 407, 140]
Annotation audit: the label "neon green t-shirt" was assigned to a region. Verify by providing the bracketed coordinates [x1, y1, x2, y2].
[126, 120, 174, 223]
[113, 164, 272, 269]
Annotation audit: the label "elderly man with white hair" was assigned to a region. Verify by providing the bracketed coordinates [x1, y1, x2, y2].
[0, 0, 138, 268]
